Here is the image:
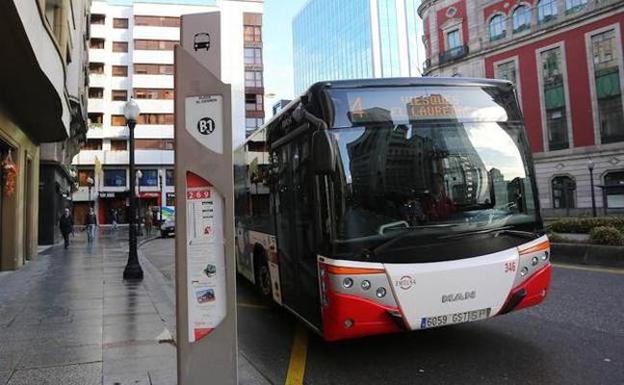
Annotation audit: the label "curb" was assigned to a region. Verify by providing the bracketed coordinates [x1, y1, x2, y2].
[551, 242, 624, 268]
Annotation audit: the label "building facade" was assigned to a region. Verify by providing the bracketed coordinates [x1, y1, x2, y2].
[419, 0, 624, 216]
[0, 0, 90, 269]
[292, 0, 424, 94]
[73, 0, 263, 226]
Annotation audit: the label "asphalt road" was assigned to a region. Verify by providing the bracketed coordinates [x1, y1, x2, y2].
[142, 238, 624, 385]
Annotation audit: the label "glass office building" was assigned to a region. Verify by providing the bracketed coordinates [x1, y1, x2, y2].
[293, 0, 423, 94]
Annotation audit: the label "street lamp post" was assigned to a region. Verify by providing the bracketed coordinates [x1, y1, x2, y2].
[136, 170, 143, 236]
[158, 170, 163, 224]
[588, 159, 597, 217]
[123, 98, 143, 280]
[86, 176, 94, 207]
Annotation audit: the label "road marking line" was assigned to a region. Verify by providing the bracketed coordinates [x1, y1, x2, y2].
[285, 323, 309, 385]
[553, 263, 624, 275]
[237, 302, 269, 309]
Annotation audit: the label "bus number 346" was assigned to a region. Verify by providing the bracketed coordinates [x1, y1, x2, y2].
[505, 261, 517, 273]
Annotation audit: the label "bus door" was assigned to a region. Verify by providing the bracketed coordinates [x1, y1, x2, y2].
[274, 136, 321, 328]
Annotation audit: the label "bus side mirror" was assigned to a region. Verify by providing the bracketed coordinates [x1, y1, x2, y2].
[312, 130, 336, 175]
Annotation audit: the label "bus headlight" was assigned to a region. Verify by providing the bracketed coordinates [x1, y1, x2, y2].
[531, 256, 539, 266]
[376, 287, 386, 298]
[361, 280, 371, 290]
[343, 277, 353, 288]
[542, 251, 549, 261]
[520, 266, 528, 277]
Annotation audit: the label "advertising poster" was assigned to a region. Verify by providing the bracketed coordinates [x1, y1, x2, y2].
[186, 172, 226, 342]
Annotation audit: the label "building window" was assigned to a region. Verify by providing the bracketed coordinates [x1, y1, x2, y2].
[134, 64, 174, 75]
[489, 15, 506, 41]
[135, 139, 174, 150]
[541, 47, 569, 151]
[111, 115, 126, 126]
[591, 30, 624, 144]
[136, 114, 174, 125]
[245, 118, 264, 133]
[166, 192, 175, 206]
[537, 0, 558, 23]
[90, 14, 105, 25]
[565, 0, 588, 14]
[552, 176, 576, 209]
[133, 88, 174, 99]
[245, 71, 263, 88]
[88, 87, 104, 99]
[604, 171, 624, 208]
[445, 29, 460, 50]
[138, 169, 159, 187]
[112, 42, 128, 52]
[497, 61, 517, 86]
[89, 63, 104, 74]
[88, 113, 103, 125]
[134, 16, 180, 27]
[104, 169, 127, 187]
[90, 38, 105, 49]
[78, 170, 95, 186]
[111, 90, 128, 101]
[112, 65, 128, 77]
[244, 25, 262, 43]
[244, 48, 262, 65]
[113, 18, 128, 29]
[512, 5, 531, 33]
[134, 39, 178, 51]
[245, 94, 263, 111]
[83, 139, 102, 150]
[110, 140, 127, 151]
[166, 169, 174, 186]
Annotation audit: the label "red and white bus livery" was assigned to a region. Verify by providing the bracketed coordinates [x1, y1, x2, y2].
[234, 78, 552, 341]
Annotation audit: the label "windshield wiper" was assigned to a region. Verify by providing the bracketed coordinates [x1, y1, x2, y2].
[372, 223, 459, 253]
[439, 226, 536, 240]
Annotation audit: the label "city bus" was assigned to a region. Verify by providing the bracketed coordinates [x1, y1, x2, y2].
[234, 77, 551, 341]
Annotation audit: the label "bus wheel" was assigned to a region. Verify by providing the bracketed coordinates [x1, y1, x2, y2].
[254, 251, 272, 299]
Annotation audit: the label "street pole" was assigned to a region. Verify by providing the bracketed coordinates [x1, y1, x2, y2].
[158, 173, 163, 224]
[136, 170, 143, 236]
[588, 160, 597, 217]
[123, 99, 143, 280]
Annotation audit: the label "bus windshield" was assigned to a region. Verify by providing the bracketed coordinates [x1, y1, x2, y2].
[326, 86, 539, 246]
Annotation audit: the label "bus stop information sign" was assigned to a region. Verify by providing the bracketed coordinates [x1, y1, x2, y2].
[175, 11, 237, 385]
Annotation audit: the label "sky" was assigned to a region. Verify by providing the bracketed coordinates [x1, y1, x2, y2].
[262, 0, 308, 111]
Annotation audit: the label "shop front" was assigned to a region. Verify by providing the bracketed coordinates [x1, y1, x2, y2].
[97, 191, 130, 225]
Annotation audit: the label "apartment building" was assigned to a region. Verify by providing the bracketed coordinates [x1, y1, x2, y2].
[0, 0, 90, 269]
[420, 0, 624, 216]
[72, 0, 264, 225]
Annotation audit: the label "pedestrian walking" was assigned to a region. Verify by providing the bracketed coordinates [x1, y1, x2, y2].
[85, 207, 98, 242]
[144, 207, 153, 237]
[59, 208, 74, 249]
[111, 208, 119, 230]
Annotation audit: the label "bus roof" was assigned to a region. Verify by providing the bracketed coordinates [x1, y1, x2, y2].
[305, 76, 513, 92]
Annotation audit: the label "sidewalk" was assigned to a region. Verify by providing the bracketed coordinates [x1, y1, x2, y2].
[0, 228, 268, 385]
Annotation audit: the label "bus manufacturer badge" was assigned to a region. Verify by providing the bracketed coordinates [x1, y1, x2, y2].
[396, 275, 416, 290]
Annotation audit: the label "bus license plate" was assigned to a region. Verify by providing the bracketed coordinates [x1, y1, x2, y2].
[420, 308, 491, 329]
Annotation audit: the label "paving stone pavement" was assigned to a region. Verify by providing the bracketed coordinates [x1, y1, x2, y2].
[0, 228, 268, 385]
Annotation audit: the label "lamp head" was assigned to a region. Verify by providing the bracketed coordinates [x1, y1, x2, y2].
[123, 98, 140, 122]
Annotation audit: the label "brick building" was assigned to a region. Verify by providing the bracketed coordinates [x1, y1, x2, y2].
[419, 0, 624, 216]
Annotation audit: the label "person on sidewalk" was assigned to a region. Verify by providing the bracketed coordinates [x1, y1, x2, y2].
[111, 208, 119, 230]
[85, 207, 98, 243]
[59, 208, 74, 249]
[144, 207, 153, 237]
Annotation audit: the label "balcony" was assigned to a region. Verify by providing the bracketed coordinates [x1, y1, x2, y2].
[438, 45, 469, 65]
